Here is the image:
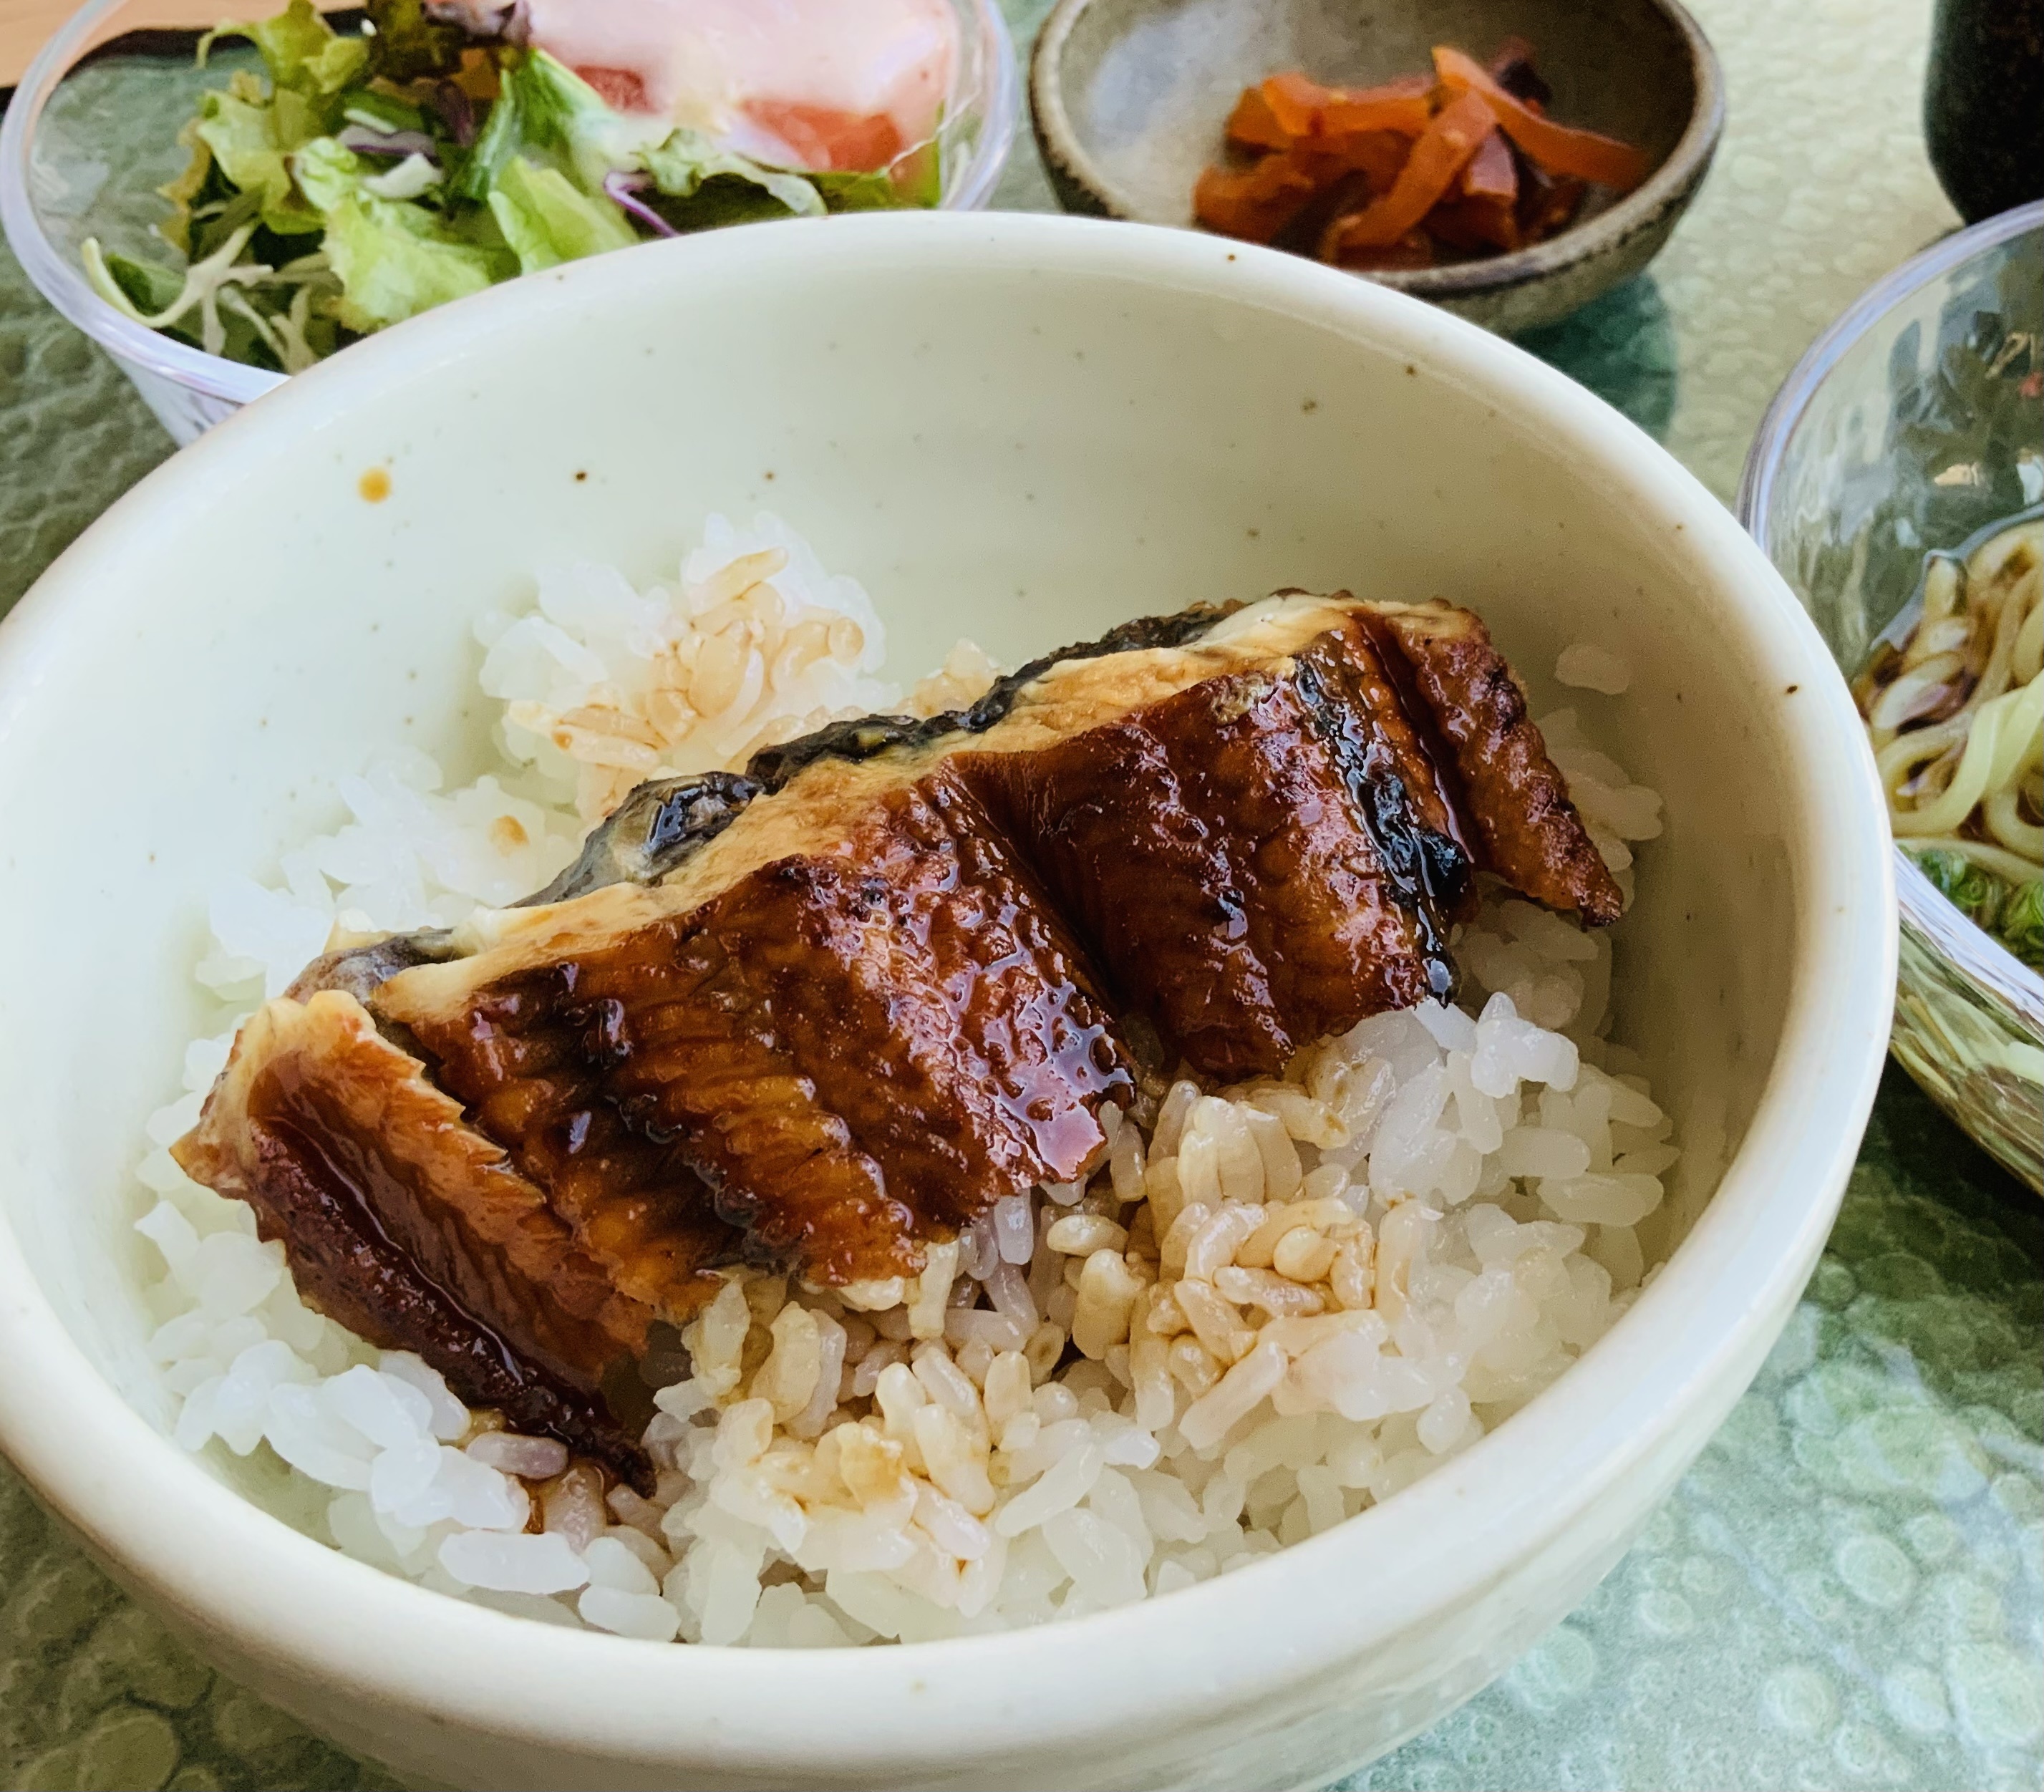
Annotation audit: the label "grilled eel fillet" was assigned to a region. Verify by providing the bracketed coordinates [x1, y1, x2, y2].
[175, 593, 1622, 1482]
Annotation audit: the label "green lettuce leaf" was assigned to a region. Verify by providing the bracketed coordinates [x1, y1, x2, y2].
[363, 0, 468, 82]
[640, 129, 825, 222]
[505, 51, 641, 190]
[82, 220, 316, 368]
[805, 169, 901, 213]
[810, 138, 941, 213]
[450, 51, 637, 200]
[447, 52, 528, 203]
[193, 72, 325, 234]
[450, 52, 920, 241]
[88, 246, 187, 316]
[486, 155, 636, 272]
[341, 88, 427, 136]
[201, 0, 368, 97]
[156, 118, 216, 257]
[294, 137, 513, 331]
[635, 117, 936, 226]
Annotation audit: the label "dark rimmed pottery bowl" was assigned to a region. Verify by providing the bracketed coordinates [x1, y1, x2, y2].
[1030, 0, 1725, 334]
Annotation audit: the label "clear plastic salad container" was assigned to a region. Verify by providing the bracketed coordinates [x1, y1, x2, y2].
[1739, 201, 2044, 1191]
[0, 0, 1019, 445]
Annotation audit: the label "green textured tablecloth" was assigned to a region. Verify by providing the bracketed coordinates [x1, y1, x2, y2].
[0, 3, 2038, 1788]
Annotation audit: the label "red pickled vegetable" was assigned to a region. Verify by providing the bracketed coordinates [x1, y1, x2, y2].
[1193, 39, 1632, 269]
[1323, 223, 1438, 271]
[1319, 76, 1433, 138]
[1425, 194, 1517, 253]
[1431, 46, 1648, 191]
[1260, 70, 1337, 139]
[1193, 151, 1320, 243]
[1516, 161, 1587, 241]
[1241, 71, 1433, 145]
[1225, 84, 1292, 151]
[1319, 89, 1495, 252]
[1430, 127, 1521, 251]
[1461, 127, 1517, 201]
[1304, 127, 1412, 195]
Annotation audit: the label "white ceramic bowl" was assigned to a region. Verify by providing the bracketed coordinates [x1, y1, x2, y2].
[0, 213, 1893, 1791]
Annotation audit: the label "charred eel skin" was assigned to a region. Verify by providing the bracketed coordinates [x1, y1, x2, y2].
[522, 605, 1239, 911]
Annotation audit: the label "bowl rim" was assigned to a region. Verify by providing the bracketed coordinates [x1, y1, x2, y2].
[0, 0, 1021, 407]
[0, 210, 1894, 1776]
[1735, 198, 2044, 1040]
[1025, 0, 1726, 302]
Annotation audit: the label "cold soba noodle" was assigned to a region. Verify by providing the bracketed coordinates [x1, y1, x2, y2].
[1856, 513, 2044, 967]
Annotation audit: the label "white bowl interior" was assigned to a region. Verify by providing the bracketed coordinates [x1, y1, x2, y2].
[0, 215, 1886, 1790]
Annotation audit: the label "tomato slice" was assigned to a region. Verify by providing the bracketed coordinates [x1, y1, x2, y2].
[742, 100, 906, 173]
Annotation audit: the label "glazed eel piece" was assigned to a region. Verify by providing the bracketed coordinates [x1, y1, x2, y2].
[175, 593, 1620, 1481]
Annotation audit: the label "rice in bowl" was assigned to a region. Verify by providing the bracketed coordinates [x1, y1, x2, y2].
[132, 516, 1672, 1647]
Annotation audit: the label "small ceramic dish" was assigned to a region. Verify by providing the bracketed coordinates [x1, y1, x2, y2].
[1029, 0, 1723, 333]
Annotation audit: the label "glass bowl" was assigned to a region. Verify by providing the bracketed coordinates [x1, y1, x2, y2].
[0, 0, 1019, 445]
[1739, 200, 2043, 1191]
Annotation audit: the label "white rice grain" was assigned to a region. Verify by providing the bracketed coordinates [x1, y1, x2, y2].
[132, 584, 1681, 1647]
[1554, 642, 1632, 694]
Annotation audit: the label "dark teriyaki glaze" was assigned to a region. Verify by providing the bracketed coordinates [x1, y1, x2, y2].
[183, 591, 1627, 1470]
[964, 651, 1472, 1080]
[175, 997, 657, 1489]
[382, 765, 1134, 1292]
[1365, 607, 1625, 926]
[296, 605, 1250, 1019]
[246, 1077, 654, 1489]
